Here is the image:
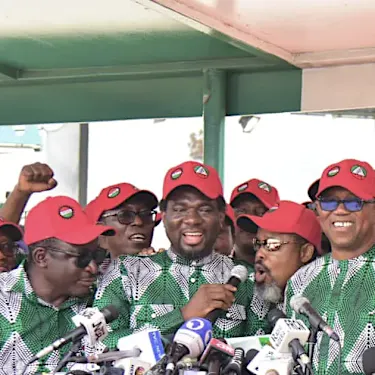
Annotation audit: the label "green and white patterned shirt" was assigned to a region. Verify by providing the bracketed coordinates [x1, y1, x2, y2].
[285, 245, 375, 375]
[0, 263, 93, 375]
[93, 248, 273, 350]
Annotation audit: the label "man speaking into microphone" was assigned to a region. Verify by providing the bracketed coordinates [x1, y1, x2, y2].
[93, 161, 269, 350]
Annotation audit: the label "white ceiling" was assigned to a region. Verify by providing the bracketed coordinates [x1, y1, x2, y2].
[0, 0, 187, 35]
[146, 0, 375, 67]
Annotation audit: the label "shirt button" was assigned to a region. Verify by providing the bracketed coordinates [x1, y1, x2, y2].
[191, 261, 197, 266]
[151, 313, 156, 319]
[226, 313, 231, 318]
[190, 278, 196, 283]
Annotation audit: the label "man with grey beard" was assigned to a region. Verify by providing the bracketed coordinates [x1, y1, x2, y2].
[237, 200, 321, 308]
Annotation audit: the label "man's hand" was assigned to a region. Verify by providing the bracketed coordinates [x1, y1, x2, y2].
[15, 163, 57, 195]
[181, 284, 237, 321]
[138, 247, 166, 256]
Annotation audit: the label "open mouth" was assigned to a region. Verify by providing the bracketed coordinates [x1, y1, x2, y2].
[332, 221, 353, 231]
[182, 231, 203, 246]
[129, 234, 147, 243]
[255, 263, 268, 283]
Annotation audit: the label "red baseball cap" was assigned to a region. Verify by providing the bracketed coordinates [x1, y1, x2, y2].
[163, 161, 223, 200]
[236, 200, 322, 252]
[85, 183, 159, 223]
[230, 178, 280, 209]
[25, 196, 116, 246]
[0, 218, 23, 242]
[316, 159, 375, 200]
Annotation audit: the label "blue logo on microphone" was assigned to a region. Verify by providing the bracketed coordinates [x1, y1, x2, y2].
[181, 318, 213, 346]
[186, 319, 205, 331]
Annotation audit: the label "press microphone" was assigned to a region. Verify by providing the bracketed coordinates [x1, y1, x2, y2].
[165, 318, 212, 375]
[268, 309, 311, 370]
[199, 338, 235, 375]
[243, 349, 259, 375]
[28, 305, 119, 364]
[290, 295, 339, 342]
[206, 265, 248, 323]
[222, 348, 244, 375]
[363, 347, 375, 375]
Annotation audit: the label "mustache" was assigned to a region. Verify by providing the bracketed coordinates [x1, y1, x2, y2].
[255, 260, 271, 274]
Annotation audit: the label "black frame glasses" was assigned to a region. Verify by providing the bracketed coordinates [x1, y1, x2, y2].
[317, 197, 375, 212]
[48, 246, 108, 268]
[253, 238, 300, 252]
[101, 209, 157, 225]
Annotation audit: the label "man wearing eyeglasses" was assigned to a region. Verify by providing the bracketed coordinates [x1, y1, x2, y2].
[230, 178, 280, 265]
[237, 201, 321, 309]
[93, 161, 270, 350]
[85, 183, 159, 258]
[285, 159, 375, 375]
[0, 196, 115, 374]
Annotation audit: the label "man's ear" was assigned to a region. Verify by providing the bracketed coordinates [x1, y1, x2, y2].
[300, 243, 315, 264]
[32, 247, 49, 268]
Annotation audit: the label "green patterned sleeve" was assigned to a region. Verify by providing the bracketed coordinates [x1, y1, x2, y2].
[284, 279, 294, 318]
[93, 261, 132, 349]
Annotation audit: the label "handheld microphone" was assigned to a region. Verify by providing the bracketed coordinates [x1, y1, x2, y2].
[290, 295, 339, 342]
[244, 349, 259, 375]
[199, 338, 235, 375]
[363, 347, 375, 375]
[268, 309, 311, 369]
[28, 305, 118, 364]
[206, 265, 248, 323]
[165, 318, 212, 375]
[222, 347, 244, 375]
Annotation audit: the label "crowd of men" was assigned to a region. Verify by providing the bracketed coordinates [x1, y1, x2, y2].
[0, 158, 374, 375]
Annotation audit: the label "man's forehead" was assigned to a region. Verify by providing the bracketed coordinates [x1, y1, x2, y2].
[232, 194, 265, 209]
[320, 186, 358, 198]
[257, 228, 293, 240]
[168, 186, 213, 203]
[119, 194, 155, 209]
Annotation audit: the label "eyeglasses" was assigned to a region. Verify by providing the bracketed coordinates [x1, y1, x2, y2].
[0, 242, 18, 257]
[101, 209, 157, 225]
[317, 198, 375, 212]
[48, 246, 108, 269]
[253, 238, 300, 252]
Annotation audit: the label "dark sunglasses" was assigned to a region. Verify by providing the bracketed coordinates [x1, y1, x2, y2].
[317, 198, 375, 212]
[101, 209, 157, 225]
[48, 246, 108, 269]
[0, 242, 18, 257]
[253, 238, 300, 252]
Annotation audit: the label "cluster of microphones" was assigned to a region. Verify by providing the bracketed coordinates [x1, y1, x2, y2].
[22, 265, 375, 375]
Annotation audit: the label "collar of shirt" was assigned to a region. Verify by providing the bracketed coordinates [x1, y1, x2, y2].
[166, 247, 217, 266]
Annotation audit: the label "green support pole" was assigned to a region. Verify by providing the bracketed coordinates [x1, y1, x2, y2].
[203, 69, 226, 182]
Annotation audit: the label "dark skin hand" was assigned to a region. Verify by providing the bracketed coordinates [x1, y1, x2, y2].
[181, 283, 237, 321]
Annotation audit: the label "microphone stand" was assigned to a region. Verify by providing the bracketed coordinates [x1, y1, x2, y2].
[305, 327, 318, 375]
[53, 339, 82, 373]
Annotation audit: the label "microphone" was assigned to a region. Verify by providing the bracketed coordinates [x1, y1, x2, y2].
[268, 309, 311, 369]
[70, 348, 142, 363]
[199, 338, 235, 375]
[28, 305, 119, 364]
[290, 295, 339, 342]
[222, 347, 244, 375]
[243, 349, 259, 375]
[206, 265, 248, 323]
[165, 318, 212, 375]
[363, 347, 375, 375]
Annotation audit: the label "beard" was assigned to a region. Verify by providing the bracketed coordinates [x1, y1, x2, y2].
[255, 280, 282, 304]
